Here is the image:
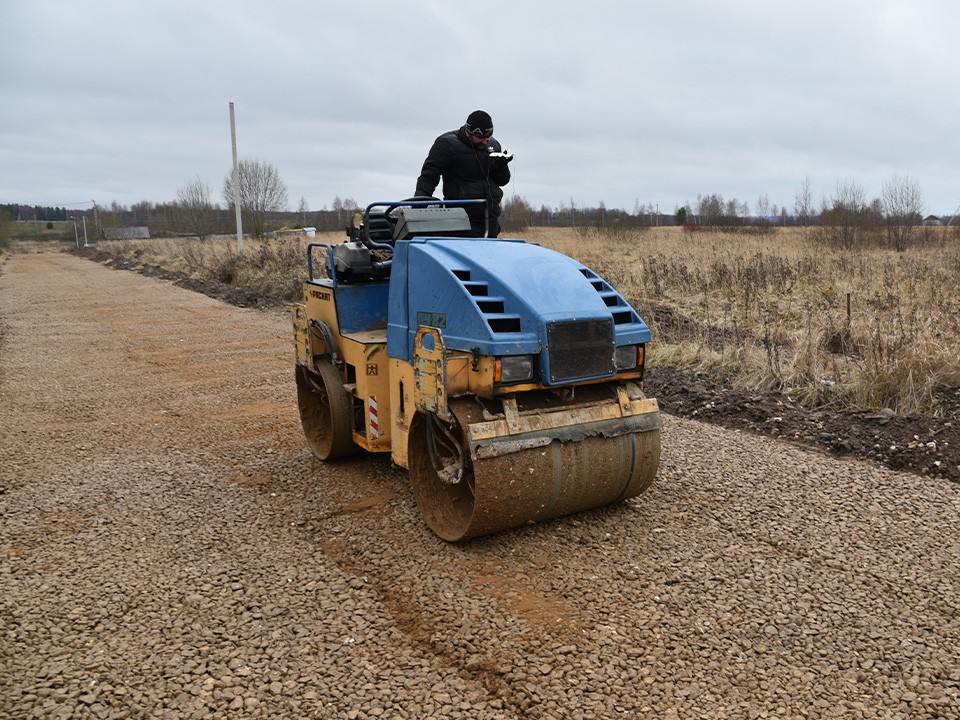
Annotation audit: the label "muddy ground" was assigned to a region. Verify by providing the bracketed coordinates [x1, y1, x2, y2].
[84, 247, 959, 486]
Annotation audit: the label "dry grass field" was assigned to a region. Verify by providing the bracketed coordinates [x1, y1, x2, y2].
[530, 225, 960, 416]
[93, 224, 960, 417]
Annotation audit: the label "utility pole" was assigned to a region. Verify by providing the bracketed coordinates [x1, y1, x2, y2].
[229, 102, 244, 254]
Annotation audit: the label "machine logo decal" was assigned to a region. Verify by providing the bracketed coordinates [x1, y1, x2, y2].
[417, 311, 446, 329]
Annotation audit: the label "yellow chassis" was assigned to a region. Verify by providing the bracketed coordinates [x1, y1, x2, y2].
[293, 281, 658, 471]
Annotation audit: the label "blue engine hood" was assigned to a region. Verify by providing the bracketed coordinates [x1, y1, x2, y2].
[387, 236, 651, 366]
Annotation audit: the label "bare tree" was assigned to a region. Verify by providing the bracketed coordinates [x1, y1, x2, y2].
[222, 159, 289, 241]
[595, 200, 608, 229]
[176, 177, 217, 240]
[96, 201, 126, 235]
[822, 179, 868, 248]
[330, 196, 358, 231]
[697, 193, 723, 226]
[794, 176, 814, 227]
[297, 196, 309, 227]
[501, 194, 535, 232]
[539, 204, 552, 226]
[881, 172, 925, 251]
[755, 192, 770, 219]
[725, 198, 739, 220]
[749, 193, 772, 233]
[131, 200, 154, 226]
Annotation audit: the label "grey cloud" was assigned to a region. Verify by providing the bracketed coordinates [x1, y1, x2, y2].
[2, 0, 957, 214]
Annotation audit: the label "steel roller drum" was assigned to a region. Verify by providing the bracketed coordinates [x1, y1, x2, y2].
[409, 396, 661, 541]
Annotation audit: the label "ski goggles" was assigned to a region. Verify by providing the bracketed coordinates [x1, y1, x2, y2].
[465, 124, 494, 138]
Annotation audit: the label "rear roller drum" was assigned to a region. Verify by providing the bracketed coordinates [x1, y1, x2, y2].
[295, 361, 356, 460]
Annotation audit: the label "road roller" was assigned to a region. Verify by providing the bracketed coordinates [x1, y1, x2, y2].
[293, 199, 661, 541]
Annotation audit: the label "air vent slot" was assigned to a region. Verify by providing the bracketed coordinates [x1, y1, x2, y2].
[582, 267, 640, 324]
[488, 317, 522, 333]
[455, 272, 521, 334]
[477, 299, 505, 313]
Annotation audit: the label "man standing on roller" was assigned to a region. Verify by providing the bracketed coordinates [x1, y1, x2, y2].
[415, 110, 513, 237]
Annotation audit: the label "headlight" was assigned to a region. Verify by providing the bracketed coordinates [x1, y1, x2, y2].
[614, 345, 639, 371]
[496, 355, 535, 383]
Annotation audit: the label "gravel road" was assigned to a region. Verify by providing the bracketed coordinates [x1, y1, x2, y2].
[3, 251, 959, 720]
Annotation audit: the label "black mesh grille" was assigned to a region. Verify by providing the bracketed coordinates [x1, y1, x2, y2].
[547, 319, 615, 382]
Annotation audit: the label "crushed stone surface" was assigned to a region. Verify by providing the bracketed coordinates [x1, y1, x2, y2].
[2, 251, 959, 719]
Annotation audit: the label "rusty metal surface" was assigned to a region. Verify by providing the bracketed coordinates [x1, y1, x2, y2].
[409, 396, 661, 541]
[467, 407, 661, 459]
[413, 326, 449, 422]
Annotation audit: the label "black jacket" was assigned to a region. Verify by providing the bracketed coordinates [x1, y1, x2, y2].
[415, 127, 511, 218]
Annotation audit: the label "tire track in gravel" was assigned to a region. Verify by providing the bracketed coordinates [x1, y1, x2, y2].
[4, 251, 960, 719]
[1, 252, 510, 719]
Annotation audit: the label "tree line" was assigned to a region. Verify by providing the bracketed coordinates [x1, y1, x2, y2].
[0, 204, 81, 222]
[5, 165, 947, 253]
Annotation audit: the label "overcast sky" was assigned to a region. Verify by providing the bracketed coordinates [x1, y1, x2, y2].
[2, 0, 958, 216]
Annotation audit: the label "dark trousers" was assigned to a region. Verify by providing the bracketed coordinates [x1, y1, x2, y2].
[468, 213, 500, 238]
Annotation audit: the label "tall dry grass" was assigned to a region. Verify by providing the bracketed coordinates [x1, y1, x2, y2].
[97, 235, 312, 302]
[523, 225, 960, 415]
[96, 224, 960, 415]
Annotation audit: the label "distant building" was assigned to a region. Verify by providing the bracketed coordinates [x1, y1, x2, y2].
[103, 226, 151, 239]
[275, 227, 317, 238]
[922, 215, 943, 227]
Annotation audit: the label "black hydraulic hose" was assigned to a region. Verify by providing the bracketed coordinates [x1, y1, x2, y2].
[309, 320, 339, 365]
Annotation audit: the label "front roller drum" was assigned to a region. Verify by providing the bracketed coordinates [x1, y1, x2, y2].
[409, 399, 660, 541]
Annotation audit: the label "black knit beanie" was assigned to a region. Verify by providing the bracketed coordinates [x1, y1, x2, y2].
[465, 110, 493, 131]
